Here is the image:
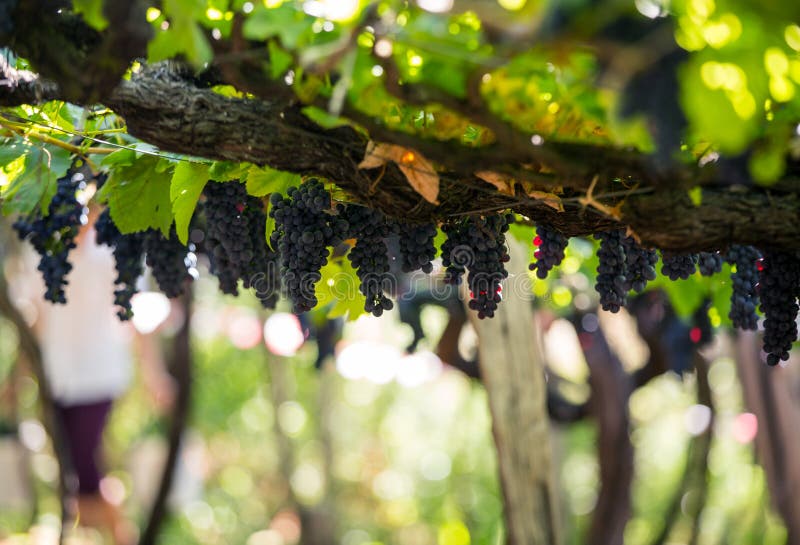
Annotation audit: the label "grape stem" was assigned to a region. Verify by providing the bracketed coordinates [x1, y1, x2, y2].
[578, 175, 624, 220]
[0, 116, 117, 172]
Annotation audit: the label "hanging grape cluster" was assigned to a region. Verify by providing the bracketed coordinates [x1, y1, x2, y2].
[341, 205, 394, 316]
[143, 228, 195, 299]
[758, 250, 800, 366]
[95, 209, 145, 320]
[12, 172, 800, 366]
[242, 197, 280, 309]
[440, 216, 511, 319]
[594, 230, 627, 313]
[621, 236, 657, 293]
[12, 168, 87, 304]
[204, 181, 278, 308]
[725, 245, 761, 330]
[204, 181, 250, 294]
[661, 252, 698, 280]
[529, 224, 568, 280]
[396, 222, 437, 274]
[269, 180, 347, 313]
[697, 252, 723, 276]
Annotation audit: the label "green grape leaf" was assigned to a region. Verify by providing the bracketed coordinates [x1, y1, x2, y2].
[101, 148, 137, 168]
[73, 0, 108, 30]
[170, 161, 209, 244]
[148, 0, 212, 66]
[244, 165, 300, 197]
[316, 256, 366, 321]
[209, 161, 246, 182]
[1, 145, 71, 215]
[242, 5, 309, 48]
[0, 140, 29, 168]
[268, 41, 294, 79]
[105, 156, 174, 235]
[688, 187, 703, 207]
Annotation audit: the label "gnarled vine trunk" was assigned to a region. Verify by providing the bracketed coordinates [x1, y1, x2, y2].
[468, 239, 562, 545]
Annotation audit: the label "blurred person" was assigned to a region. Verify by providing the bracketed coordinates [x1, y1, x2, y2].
[14, 205, 175, 545]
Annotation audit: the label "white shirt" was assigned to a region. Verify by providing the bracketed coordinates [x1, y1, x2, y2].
[33, 230, 134, 405]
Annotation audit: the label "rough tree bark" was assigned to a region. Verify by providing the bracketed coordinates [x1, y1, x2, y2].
[468, 239, 561, 545]
[3, 57, 800, 251]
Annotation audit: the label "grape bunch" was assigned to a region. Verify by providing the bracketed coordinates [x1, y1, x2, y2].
[441, 222, 473, 285]
[529, 224, 568, 280]
[621, 236, 658, 292]
[594, 230, 627, 313]
[441, 216, 511, 318]
[465, 215, 512, 319]
[661, 252, 698, 280]
[269, 180, 347, 313]
[758, 250, 800, 366]
[242, 196, 280, 309]
[203, 181, 253, 296]
[396, 222, 437, 274]
[697, 252, 723, 276]
[725, 245, 761, 330]
[12, 169, 87, 304]
[341, 205, 394, 316]
[144, 228, 194, 298]
[95, 209, 146, 320]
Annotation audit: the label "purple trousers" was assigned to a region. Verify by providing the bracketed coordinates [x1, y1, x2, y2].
[54, 399, 113, 494]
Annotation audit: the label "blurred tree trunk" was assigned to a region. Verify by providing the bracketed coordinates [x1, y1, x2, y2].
[0, 266, 73, 544]
[139, 288, 193, 545]
[734, 331, 800, 544]
[468, 238, 561, 545]
[581, 323, 633, 545]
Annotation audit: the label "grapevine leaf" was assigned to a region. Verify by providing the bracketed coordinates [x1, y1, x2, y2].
[359, 142, 440, 204]
[316, 257, 366, 321]
[170, 161, 209, 244]
[244, 165, 300, 197]
[209, 161, 246, 181]
[73, 0, 108, 30]
[688, 187, 703, 207]
[527, 190, 564, 212]
[0, 141, 28, 168]
[242, 4, 308, 48]
[301, 106, 353, 130]
[105, 156, 173, 235]
[101, 148, 137, 168]
[148, 0, 212, 66]
[268, 41, 294, 79]
[476, 171, 516, 196]
[1, 145, 71, 215]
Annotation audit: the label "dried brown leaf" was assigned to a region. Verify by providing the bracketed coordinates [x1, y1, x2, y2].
[475, 171, 516, 196]
[359, 141, 439, 204]
[527, 190, 564, 212]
